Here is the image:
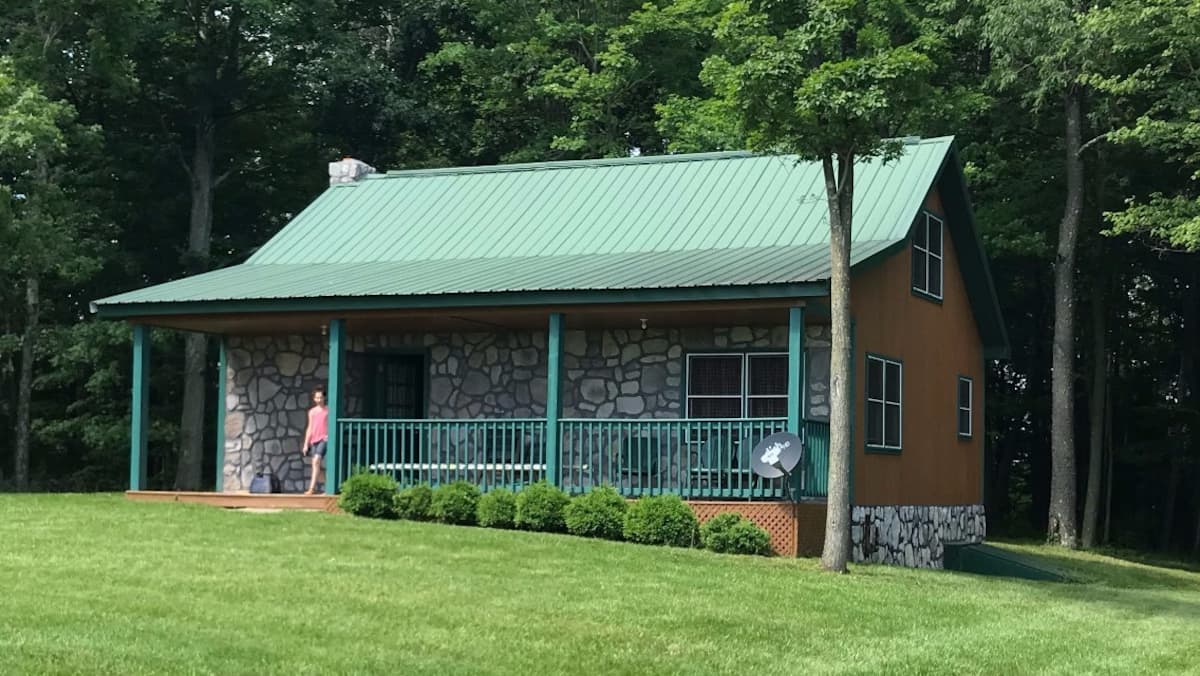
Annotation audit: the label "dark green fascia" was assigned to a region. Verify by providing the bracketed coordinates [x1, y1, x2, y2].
[936, 145, 1011, 360]
[92, 282, 831, 320]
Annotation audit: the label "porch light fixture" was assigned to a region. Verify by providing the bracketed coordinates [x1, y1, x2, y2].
[639, 318, 648, 330]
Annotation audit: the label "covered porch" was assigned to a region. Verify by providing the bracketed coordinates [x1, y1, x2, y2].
[126, 298, 832, 502]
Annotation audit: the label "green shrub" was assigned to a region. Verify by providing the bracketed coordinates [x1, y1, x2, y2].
[430, 481, 482, 525]
[701, 513, 773, 556]
[564, 486, 627, 540]
[477, 489, 517, 529]
[623, 494, 698, 547]
[394, 484, 433, 520]
[338, 472, 399, 519]
[514, 480, 571, 532]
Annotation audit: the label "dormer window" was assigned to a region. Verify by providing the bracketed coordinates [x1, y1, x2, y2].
[912, 212, 944, 300]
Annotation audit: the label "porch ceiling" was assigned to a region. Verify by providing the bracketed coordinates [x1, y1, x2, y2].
[128, 299, 828, 335]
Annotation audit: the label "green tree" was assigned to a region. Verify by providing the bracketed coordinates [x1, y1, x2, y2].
[1083, 0, 1200, 553]
[0, 59, 103, 489]
[984, 0, 1105, 548]
[126, 0, 331, 489]
[666, 0, 940, 571]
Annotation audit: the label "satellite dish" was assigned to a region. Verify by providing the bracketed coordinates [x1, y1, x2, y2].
[750, 432, 804, 479]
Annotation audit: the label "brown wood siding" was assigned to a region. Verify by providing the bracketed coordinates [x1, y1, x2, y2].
[851, 189, 984, 505]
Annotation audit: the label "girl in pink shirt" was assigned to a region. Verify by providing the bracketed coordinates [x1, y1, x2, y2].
[302, 387, 329, 495]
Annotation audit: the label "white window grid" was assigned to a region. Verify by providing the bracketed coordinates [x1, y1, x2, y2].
[913, 212, 944, 300]
[958, 376, 973, 438]
[866, 354, 902, 450]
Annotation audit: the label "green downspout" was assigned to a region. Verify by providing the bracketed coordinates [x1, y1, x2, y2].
[849, 320, 857, 504]
[129, 324, 150, 491]
[980, 356, 988, 505]
[546, 313, 563, 486]
[215, 337, 227, 492]
[788, 306, 806, 495]
[326, 319, 346, 495]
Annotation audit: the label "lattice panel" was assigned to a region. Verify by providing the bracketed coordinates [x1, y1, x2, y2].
[688, 501, 827, 557]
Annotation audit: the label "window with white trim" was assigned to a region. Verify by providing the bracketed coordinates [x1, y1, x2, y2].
[912, 212, 944, 299]
[686, 353, 788, 418]
[957, 376, 973, 438]
[866, 355, 902, 450]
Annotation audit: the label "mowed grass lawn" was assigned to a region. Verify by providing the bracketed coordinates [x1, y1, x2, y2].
[2, 495, 1198, 675]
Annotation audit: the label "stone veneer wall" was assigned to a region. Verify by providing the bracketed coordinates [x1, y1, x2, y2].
[223, 325, 834, 492]
[851, 504, 986, 569]
[224, 336, 329, 492]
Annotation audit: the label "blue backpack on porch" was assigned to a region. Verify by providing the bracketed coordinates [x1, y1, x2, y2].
[249, 470, 280, 494]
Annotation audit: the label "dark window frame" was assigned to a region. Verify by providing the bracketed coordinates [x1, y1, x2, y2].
[865, 353, 903, 453]
[912, 211, 945, 302]
[957, 375, 973, 439]
[684, 351, 794, 419]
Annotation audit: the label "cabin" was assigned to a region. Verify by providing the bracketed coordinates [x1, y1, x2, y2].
[93, 136, 1007, 567]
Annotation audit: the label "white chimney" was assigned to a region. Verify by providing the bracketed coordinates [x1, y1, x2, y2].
[328, 157, 375, 185]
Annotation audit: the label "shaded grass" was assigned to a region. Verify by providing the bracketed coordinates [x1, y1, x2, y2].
[1, 494, 1198, 675]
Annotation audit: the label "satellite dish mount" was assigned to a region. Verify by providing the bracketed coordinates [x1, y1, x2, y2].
[750, 431, 806, 537]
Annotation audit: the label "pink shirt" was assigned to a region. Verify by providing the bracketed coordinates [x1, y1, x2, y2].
[308, 406, 328, 442]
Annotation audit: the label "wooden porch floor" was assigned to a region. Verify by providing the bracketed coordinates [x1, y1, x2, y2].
[126, 491, 339, 513]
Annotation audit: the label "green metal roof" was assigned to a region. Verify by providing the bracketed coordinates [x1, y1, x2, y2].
[94, 135, 1007, 354]
[96, 137, 952, 306]
[95, 136, 1011, 356]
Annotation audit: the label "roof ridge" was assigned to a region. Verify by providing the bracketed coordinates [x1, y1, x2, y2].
[374, 151, 758, 179]
[364, 135, 954, 181]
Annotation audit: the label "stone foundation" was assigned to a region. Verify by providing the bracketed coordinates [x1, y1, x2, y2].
[851, 504, 985, 569]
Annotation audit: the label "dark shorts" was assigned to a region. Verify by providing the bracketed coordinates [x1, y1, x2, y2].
[309, 440, 328, 457]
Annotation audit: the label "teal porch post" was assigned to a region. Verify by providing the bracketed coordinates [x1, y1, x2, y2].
[546, 313, 563, 486]
[326, 319, 346, 495]
[788, 306, 806, 497]
[129, 324, 150, 491]
[215, 337, 227, 492]
[787, 306, 806, 434]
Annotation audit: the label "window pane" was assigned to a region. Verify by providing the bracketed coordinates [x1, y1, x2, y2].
[885, 403, 901, 447]
[912, 248, 927, 290]
[958, 379, 971, 408]
[688, 355, 743, 396]
[885, 362, 901, 403]
[748, 355, 787, 395]
[958, 409, 971, 435]
[866, 401, 883, 445]
[867, 358, 883, 399]
[749, 398, 787, 418]
[929, 256, 942, 297]
[928, 216, 943, 256]
[688, 397, 741, 418]
[913, 220, 928, 249]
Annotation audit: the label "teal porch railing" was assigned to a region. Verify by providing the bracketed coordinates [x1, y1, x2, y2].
[339, 419, 547, 491]
[338, 417, 831, 500]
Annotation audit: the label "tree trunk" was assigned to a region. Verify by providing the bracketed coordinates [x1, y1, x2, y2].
[1161, 448, 1180, 551]
[1081, 282, 1106, 548]
[1048, 90, 1084, 548]
[174, 113, 217, 490]
[1180, 269, 1199, 554]
[1103, 370, 1114, 545]
[821, 151, 854, 573]
[1194, 496, 1200, 557]
[14, 276, 39, 491]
